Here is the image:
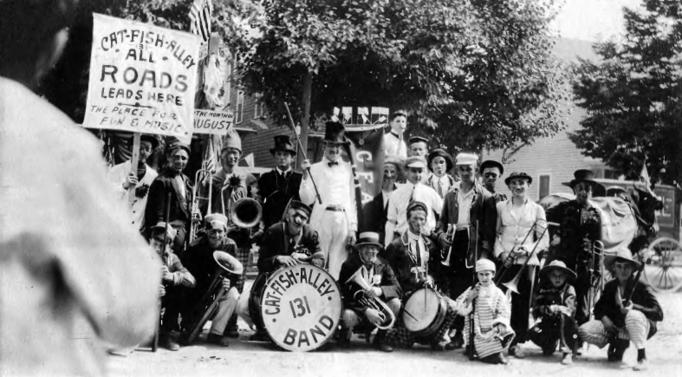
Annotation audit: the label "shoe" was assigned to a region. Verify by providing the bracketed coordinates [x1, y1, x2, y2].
[207, 333, 230, 347]
[225, 326, 240, 338]
[160, 336, 180, 351]
[445, 340, 460, 350]
[337, 327, 351, 346]
[481, 353, 508, 364]
[249, 329, 270, 342]
[633, 358, 648, 371]
[376, 342, 394, 352]
[607, 341, 628, 362]
[509, 345, 525, 358]
[561, 353, 573, 365]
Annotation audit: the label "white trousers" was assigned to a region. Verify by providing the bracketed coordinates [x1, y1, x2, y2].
[314, 210, 350, 280]
[209, 287, 240, 336]
[578, 310, 650, 349]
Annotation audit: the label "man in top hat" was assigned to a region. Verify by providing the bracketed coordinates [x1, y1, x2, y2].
[361, 156, 402, 244]
[480, 160, 506, 203]
[182, 213, 241, 346]
[108, 134, 159, 231]
[258, 135, 303, 230]
[384, 156, 443, 246]
[383, 110, 408, 159]
[546, 169, 605, 326]
[578, 247, 663, 371]
[338, 231, 402, 352]
[407, 135, 429, 158]
[237, 200, 324, 339]
[300, 121, 357, 279]
[426, 148, 456, 198]
[434, 152, 497, 348]
[144, 142, 193, 253]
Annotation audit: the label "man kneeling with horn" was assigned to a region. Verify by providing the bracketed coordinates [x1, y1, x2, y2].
[338, 232, 402, 352]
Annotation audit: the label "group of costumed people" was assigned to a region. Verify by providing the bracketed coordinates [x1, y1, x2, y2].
[106, 109, 663, 371]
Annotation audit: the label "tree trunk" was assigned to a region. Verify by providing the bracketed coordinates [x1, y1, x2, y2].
[298, 71, 313, 168]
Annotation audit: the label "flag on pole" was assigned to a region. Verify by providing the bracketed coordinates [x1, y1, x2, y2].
[189, 0, 213, 43]
[640, 158, 650, 184]
[202, 135, 220, 174]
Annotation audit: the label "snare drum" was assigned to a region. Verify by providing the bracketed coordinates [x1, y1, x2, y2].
[260, 264, 342, 351]
[402, 288, 447, 338]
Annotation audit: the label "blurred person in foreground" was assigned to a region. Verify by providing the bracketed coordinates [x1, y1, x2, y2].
[0, 1, 160, 375]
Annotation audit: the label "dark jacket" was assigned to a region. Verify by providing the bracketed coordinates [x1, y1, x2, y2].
[258, 169, 303, 229]
[594, 279, 663, 332]
[162, 252, 196, 288]
[338, 253, 401, 311]
[434, 183, 497, 262]
[144, 168, 192, 234]
[385, 232, 439, 295]
[182, 236, 239, 292]
[257, 221, 322, 275]
[546, 200, 602, 270]
[360, 191, 389, 243]
[532, 282, 577, 319]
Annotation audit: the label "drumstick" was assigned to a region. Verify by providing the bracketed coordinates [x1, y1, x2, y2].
[402, 308, 418, 321]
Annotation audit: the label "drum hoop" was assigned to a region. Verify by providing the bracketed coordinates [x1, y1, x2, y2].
[403, 288, 447, 338]
[259, 264, 342, 352]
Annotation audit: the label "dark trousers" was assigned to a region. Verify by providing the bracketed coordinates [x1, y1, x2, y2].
[440, 230, 473, 334]
[529, 314, 579, 354]
[574, 263, 592, 325]
[161, 285, 187, 333]
[503, 264, 536, 344]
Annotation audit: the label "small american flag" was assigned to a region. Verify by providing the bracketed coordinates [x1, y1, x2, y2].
[202, 135, 220, 175]
[189, 0, 213, 43]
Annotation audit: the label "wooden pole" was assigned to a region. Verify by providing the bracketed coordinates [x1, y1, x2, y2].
[128, 133, 141, 205]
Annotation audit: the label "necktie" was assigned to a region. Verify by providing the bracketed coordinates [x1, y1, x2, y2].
[438, 180, 444, 197]
[328, 161, 339, 167]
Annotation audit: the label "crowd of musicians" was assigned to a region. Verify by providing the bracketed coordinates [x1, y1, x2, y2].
[110, 112, 663, 371]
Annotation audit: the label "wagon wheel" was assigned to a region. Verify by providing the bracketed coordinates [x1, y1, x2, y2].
[642, 237, 682, 292]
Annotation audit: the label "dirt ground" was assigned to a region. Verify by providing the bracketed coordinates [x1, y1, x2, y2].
[108, 292, 682, 377]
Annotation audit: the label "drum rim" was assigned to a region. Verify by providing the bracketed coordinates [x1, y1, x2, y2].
[403, 288, 440, 332]
[259, 264, 343, 352]
[403, 288, 447, 338]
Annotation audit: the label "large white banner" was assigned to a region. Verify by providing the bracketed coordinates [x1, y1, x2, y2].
[83, 13, 200, 139]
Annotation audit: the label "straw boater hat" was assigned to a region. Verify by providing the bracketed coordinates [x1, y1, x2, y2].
[355, 231, 383, 250]
[504, 171, 533, 185]
[562, 169, 606, 197]
[541, 260, 577, 281]
[324, 121, 349, 145]
[480, 160, 504, 175]
[475, 258, 496, 273]
[427, 148, 454, 172]
[455, 152, 478, 166]
[270, 135, 296, 155]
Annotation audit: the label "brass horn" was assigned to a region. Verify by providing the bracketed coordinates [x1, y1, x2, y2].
[230, 197, 262, 229]
[345, 266, 396, 330]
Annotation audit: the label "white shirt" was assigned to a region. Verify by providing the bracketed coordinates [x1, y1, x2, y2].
[107, 162, 158, 229]
[385, 182, 442, 243]
[383, 132, 407, 160]
[494, 198, 549, 265]
[382, 189, 393, 209]
[428, 173, 455, 198]
[299, 157, 357, 230]
[456, 186, 475, 227]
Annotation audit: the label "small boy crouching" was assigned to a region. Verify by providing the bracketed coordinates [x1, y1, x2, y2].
[150, 222, 196, 351]
[454, 258, 515, 364]
[529, 260, 579, 365]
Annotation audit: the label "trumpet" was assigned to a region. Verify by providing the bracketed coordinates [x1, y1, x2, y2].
[345, 266, 396, 330]
[441, 224, 456, 267]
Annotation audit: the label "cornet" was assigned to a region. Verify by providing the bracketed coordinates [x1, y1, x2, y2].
[441, 224, 455, 267]
[345, 266, 396, 330]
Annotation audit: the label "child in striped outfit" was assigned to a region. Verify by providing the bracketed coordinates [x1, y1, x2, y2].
[454, 258, 514, 364]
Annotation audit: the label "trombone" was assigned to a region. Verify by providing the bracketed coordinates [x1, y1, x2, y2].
[498, 223, 551, 295]
[494, 221, 539, 285]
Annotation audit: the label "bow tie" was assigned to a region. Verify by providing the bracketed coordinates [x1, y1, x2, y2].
[328, 161, 339, 167]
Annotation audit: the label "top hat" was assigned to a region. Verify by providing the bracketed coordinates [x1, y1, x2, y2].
[140, 134, 159, 150]
[480, 160, 504, 175]
[562, 169, 605, 197]
[222, 131, 242, 153]
[504, 171, 533, 185]
[540, 260, 577, 281]
[270, 135, 296, 155]
[428, 148, 454, 172]
[324, 121, 349, 145]
[355, 231, 383, 250]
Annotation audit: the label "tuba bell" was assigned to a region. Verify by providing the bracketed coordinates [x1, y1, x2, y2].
[230, 197, 262, 229]
[345, 266, 396, 330]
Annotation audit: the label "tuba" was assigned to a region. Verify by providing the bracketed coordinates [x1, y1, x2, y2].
[183, 251, 244, 344]
[345, 266, 396, 330]
[230, 197, 262, 229]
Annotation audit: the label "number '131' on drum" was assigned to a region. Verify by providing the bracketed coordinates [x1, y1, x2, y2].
[260, 265, 342, 351]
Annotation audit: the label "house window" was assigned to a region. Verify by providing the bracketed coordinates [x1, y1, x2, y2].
[235, 90, 244, 124]
[539, 174, 551, 199]
[253, 96, 265, 119]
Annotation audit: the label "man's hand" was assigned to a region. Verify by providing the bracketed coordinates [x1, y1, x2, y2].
[582, 237, 592, 253]
[311, 256, 325, 268]
[500, 251, 513, 268]
[159, 284, 166, 297]
[512, 246, 527, 257]
[371, 287, 383, 297]
[466, 287, 479, 304]
[276, 255, 299, 267]
[135, 184, 149, 198]
[494, 323, 507, 333]
[301, 159, 311, 176]
[438, 232, 452, 249]
[347, 233, 356, 246]
[601, 316, 618, 337]
[161, 266, 173, 283]
[291, 252, 310, 262]
[123, 173, 138, 189]
[222, 278, 231, 291]
[423, 275, 435, 288]
[365, 308, 383, 327]
[620, 300, 633, 315]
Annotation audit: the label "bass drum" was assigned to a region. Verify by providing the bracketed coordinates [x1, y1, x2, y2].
[260, 264, 342, 351]
[247, 272, 270, 337]
[402, 288, 447, 338]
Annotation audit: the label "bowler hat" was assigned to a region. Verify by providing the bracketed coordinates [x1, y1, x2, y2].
[504, 171, 533, 185]
[480, 160, 504, 175]
[563, 169, 606, 197]
[324, 121, 349, 145]
[270, 135, 296, 155]
[428, 148, 454, 172]
[355, 231, 384, 250]
[541, 260, 577, 281]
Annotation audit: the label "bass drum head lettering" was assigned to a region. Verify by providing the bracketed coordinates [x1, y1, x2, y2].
[260, 265, 342, 352]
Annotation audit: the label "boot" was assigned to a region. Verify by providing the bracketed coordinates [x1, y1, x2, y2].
[607, 339, 629, 362]
[374, 330, 393, 352]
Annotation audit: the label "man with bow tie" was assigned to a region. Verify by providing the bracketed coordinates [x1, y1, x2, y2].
[300, 121, 358, 279]
[258, 135, 303, 230]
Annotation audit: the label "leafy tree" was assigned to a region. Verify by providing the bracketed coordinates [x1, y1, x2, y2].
[571, 0, 682, 185]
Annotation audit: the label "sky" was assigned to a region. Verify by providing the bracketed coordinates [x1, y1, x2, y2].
[551, 0, 644, 41]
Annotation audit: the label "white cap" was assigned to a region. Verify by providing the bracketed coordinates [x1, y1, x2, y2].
[455, 152, 478, 166]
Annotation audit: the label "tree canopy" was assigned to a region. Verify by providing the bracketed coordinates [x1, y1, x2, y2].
[571, 0, 682, 184]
